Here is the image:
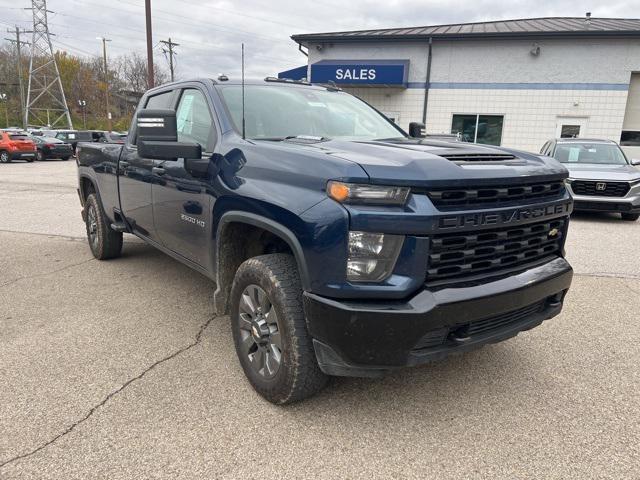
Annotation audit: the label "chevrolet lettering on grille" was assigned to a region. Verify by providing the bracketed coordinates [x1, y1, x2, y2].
[437, 202, 572, 230]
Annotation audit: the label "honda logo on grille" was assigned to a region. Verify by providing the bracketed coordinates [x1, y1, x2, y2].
[596, 182, 607, 191]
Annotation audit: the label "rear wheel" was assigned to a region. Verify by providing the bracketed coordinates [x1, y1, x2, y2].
[230, 254, 328, 404]
[36, 150, 45, 161]
[84, 193, 123, 260]
[621, 213, 640, 221]
[61, 156, 71, 161]
[0, 151, 10, 163]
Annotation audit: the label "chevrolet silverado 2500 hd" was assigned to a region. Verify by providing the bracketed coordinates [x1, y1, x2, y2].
[77, 78, 573, 404]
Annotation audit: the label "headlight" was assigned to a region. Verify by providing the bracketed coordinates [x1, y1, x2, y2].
[327, 181, 409, 205]
[347, 231, 404, 282]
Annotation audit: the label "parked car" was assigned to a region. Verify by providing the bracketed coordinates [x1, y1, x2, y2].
[96, 131, 127, 144]
[28, 128, 58, 137]
[32, 136, 74, 161]
[77, 78, 574, 404]
[541, 138, 640, 221]
[0, 131, 37, 163]
[54, 130, 95, 154]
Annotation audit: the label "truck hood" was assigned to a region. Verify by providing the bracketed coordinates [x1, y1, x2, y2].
[278, 138, 568, 187]
[563, 163, 640, 182]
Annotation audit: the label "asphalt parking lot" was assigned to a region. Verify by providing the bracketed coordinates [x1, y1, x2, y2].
[1, 160, 639, 479]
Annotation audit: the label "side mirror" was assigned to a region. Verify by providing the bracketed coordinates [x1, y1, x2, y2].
[630, 158, 640, 166]
[409, 122, 425, 138]
[137, 109, 201, 160]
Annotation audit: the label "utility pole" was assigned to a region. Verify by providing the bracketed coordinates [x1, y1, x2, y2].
[159, 38, 179, 82]
[145, 0, 154, 89]
[4, 27, 30, 129]
[97, 37, 112, 132]
[25, 0, 72, 129]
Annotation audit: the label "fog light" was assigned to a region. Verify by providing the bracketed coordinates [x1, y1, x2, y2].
[347, 231, 403, 282]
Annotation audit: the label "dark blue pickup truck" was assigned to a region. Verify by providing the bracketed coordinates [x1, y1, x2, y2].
[77, 78, 573, 404]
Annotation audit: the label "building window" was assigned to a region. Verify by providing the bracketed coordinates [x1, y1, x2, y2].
[621, 131, 640, 146]
[451, 114, 504, 146]
[560, 125, 581, 138]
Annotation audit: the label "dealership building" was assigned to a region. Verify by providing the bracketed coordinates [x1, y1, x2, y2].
[284, 16, 640, 153]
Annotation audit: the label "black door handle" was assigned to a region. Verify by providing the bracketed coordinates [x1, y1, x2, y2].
[152, 166, 166, 175]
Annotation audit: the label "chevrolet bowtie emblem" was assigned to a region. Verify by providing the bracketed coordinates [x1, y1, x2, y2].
[548, 228, 559, 238]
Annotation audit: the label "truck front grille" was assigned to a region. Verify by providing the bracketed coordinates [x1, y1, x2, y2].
[425, 181, 564, 209]
[426, 218, 566, 283]
[571, 180, 630, 197]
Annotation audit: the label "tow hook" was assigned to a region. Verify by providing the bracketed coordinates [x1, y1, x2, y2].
[448, 325, 472, 345]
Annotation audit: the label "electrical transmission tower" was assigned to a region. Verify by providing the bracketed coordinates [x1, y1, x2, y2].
[25, 0, 72, 128]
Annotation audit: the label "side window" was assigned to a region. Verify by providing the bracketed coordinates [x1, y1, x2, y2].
[145, 90, 175, 110]
[175, 89, 215, 152]
[540, 142, 547, 154]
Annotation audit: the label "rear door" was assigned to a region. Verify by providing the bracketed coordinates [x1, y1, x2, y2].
[151, 86, 217, 267]
[118, 89, 176, 240]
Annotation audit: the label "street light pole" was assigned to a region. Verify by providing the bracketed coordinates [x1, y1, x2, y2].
[0, 93, 8, 128]
[145, 0, 154, 89]
[78, 99, 87, 129]
[97, 37, 112, 132]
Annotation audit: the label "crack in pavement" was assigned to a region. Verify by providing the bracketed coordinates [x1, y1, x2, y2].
[0, 258, 96, 289]
[0, 315, 216, 470]
[573, 272, 640, 281]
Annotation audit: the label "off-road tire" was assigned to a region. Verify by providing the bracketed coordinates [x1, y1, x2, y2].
[84, 193, 123, 260]
[621, 213, 640, 221]
[230, 254, 328, 404]
[0, 151, 10, 163]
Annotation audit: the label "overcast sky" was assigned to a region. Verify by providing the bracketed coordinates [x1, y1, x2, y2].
[1, 0, 638, 82]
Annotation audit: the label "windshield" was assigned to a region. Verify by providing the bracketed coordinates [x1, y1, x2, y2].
[553, 143, 628, 165]
[9, 135, 30, 141]
[218, 85, 404, 141]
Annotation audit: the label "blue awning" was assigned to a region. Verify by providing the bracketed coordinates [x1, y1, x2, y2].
[277, 65, 307, 81]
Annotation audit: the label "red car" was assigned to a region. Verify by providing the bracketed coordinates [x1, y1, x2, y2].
[0, 132, 37, 163]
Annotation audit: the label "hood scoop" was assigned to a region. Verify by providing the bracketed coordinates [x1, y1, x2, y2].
[441, 153, 517, 163]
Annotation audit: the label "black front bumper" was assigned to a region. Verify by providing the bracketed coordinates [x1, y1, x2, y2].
[304, 258, 572, 377]
[574, 200, 640, 214]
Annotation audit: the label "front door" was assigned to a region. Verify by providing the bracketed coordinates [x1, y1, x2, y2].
[152, 87, 217, 267]
[118, 144, 157, 240]
[556, 117, 587, 139]
[118, 89, 178, 241]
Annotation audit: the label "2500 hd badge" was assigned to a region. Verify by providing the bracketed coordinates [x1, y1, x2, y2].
[438, 202, 572, 230]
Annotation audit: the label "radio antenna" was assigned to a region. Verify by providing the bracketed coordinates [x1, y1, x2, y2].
[241, 43, 246, 140]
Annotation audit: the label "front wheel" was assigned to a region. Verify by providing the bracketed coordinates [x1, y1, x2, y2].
[0, 151, 10, 163]
[84, 193, 123, 259]
[36, 150, 45, 161]
[621, 213, 640, 221]
[61, 156, 71, 161]
[230, 254, 328, 404]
